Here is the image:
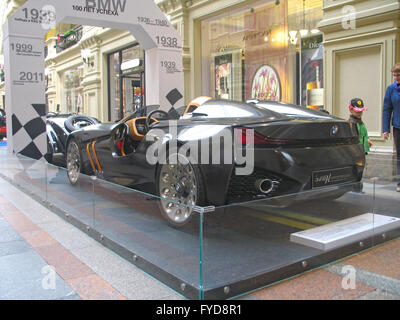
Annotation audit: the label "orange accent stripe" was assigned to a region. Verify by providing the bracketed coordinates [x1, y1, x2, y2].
[92, 141, 102, 172]
[121, 138, 126, 157]
[86, 143, 96, 171]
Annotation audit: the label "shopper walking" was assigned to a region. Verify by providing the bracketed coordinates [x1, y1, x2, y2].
[382, 63, 400, 192]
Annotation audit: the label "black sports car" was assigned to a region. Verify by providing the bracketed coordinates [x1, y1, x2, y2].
[45, 98, 365, 226]
[45, 113, 100, 163]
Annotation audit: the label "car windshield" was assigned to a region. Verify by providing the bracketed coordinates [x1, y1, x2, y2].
[193, 100, 273, 118]
[255, 102, 332, 119]
[118, 105, 164, 124]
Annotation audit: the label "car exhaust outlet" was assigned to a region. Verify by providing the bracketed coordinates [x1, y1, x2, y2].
[256, 179, 278, 194]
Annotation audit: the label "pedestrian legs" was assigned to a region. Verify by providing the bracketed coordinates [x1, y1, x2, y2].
[393, 127, 400, 188]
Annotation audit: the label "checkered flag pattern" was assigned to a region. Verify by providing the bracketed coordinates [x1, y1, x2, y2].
[166, 89, 183, 107]
[12, 103, 47, 160]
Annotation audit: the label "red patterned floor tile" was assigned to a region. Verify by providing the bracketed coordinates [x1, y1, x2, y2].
[250, 269, 375, 300]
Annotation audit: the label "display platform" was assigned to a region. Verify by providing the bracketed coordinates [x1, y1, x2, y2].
[0, 149, 399, 300]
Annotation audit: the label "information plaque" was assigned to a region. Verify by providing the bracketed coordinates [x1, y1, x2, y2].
[290, 213, 400, 251]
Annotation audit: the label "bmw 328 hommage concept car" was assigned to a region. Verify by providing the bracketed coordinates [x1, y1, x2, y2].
[45, 98, 365, 226]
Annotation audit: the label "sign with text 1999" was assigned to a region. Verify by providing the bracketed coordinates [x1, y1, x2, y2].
[11, 43, 33, 52]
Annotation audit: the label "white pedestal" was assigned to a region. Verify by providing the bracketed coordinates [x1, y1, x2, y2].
[290, 213, 400, 251]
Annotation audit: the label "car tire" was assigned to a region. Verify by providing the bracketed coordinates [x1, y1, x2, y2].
[155, 149, 206, 227]
[44, 152, 53, 164]
[44, 137, 54, 164]
[66, 139, 82, 185]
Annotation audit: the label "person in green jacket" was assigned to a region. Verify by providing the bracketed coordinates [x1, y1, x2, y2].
[348, 98, 372, 154]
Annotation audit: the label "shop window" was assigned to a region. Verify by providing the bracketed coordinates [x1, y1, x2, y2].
[107, 44, 145, 122]
[62, 66, 84, 114]
[109, 52, 121, 122]
[201, 0, 323, 109]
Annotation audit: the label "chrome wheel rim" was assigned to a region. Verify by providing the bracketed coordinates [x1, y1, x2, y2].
[67, 141, 80, 184]
[159, 153, 197, 224]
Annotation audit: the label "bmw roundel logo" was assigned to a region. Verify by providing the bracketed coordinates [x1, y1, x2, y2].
[331, 125, 339, 136]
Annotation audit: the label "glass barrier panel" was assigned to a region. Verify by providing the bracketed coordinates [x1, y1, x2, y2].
[370, 164, 400, 243]
[0, 154, 48, 202]
[362, 153, 400, 241]
[45, 163, 95, 229]
[92, 177, 202, 299]
[202, 181, 376, 300]
[0, 148, 205, 299]
[363, 154, 397, 182]
[0, 152, 28, 180]
[0, 148, 20, 173]
[4, 148, 399, 300]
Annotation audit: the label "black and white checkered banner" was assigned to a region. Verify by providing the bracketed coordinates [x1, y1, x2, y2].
[12, 104, 46, 160]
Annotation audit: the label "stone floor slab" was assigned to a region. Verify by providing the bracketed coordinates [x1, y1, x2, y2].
[0, 239, 31, 257]
[0, 250, 76, 300]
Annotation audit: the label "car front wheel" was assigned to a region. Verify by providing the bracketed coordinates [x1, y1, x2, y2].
[66, 139, 82, 185]
[156, 152, 205, 227]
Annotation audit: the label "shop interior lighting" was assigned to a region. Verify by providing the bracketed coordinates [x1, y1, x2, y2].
[299, 29, 309, 37]
[121, 59, 141, 71]
[81, 49, 94, 67]
[289, 30, 298, 45]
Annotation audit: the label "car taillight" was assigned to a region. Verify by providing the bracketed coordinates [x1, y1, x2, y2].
[237, 128, 293, 146]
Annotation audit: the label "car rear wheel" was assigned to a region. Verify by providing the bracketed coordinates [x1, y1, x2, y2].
[66, 139, 82, 185]
[156, 152, 205, 227]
